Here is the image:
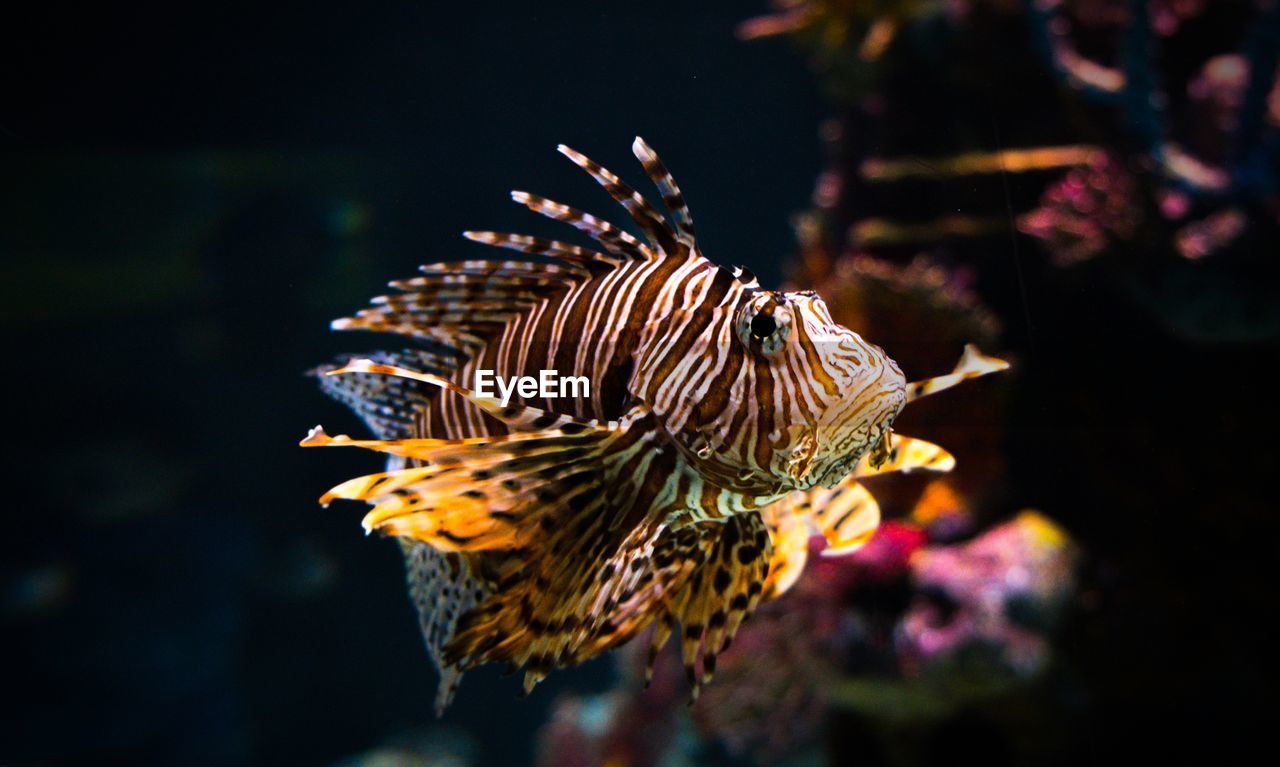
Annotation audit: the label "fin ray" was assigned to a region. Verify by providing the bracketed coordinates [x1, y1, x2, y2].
[632, 136, 697, 247]
[907, 344, 1009, 403]
[558, 144, 679, 255]
[509, 191, 650, 261]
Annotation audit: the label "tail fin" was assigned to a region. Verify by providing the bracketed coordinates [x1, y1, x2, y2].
[402, 541, 491, 716]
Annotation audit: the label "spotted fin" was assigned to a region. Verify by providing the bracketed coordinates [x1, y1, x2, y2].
[447, 501, 685, 696]
[907, 343, 1010, 403]
[754, 433, 970, 607]
[438, 407, 676, 695]
[755, 433, 958, 600]
[586, 511, 772, 702]
[302, 362, 619, 550]
[809, 479, 881, 556]
[308, 357, 630, 533]
[402, 541, 491, 716]
[661, 513, 772, 701]
[304, 426, 614, 548]
[435, 435, 773, 704]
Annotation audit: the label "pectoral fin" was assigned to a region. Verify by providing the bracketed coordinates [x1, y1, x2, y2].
[760, 499, 811, 599]
[303, 361, 621, 549]
[808, 479, 881, 556]
[758, 474, 883, 599]
[634, 512, 773, 702]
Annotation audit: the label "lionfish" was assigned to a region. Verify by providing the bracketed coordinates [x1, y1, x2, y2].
[303, 138, 1007, 713]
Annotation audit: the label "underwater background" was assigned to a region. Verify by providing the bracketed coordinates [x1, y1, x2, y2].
[3, 1, 1277, 765]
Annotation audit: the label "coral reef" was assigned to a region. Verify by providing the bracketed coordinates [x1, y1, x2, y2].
[897, 511, 1079, 683]
[747, 0, 1280, 341]
[1017, 153, 1142, 266]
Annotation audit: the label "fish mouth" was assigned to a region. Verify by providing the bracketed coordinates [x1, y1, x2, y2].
[807, 392, 905, 489]
[866, 427, 894, 468]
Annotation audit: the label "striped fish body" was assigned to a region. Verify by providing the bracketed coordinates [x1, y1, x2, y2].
[307, 138, 1009, 712]
[386, 251, 696, 434]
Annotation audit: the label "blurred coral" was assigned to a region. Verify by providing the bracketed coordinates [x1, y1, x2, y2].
[535, 640, 688, 767]
[1187, 54, 1251, 165]
[747, 0, 1280, 340]
[738, 0, 940, 63]
[536, 692, 672, 767]
[1017, 153, 1142, 266]
[799, 252, 1001, 363]
[1028, 0, 1279, 242]
[898, 511, 1079, 681]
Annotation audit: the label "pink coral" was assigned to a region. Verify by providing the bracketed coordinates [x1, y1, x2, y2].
[1187, 54, 1250, 165]
[898, 511, 1078, 679]
[1018, 154, 1142, 265]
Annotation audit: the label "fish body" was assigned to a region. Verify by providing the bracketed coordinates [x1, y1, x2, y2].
[305, 138, 1007, 712]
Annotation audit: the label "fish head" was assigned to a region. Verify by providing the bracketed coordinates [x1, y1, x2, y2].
[677, 289, 906, 494]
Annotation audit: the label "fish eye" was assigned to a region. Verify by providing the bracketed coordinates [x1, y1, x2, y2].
[750, 312, 777, 338]
[737, 294, 791, 355]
